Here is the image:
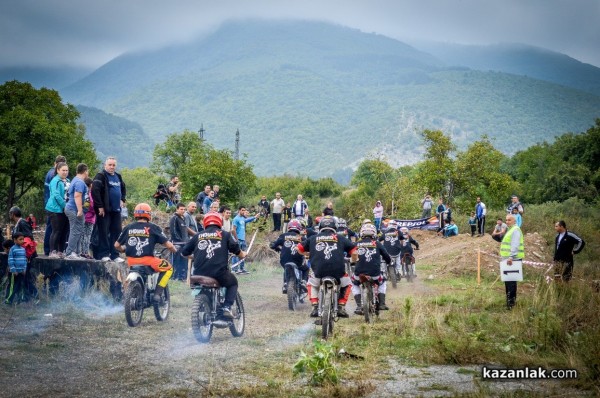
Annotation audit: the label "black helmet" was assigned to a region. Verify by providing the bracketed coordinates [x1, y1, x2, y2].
[319, 215, 338, 233]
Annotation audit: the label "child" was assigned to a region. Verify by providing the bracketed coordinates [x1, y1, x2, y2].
[80, 177, 96, 258]
[511, 207, 522, 228]
[5, 232, 27, 304]
[469, 212, 477, 237]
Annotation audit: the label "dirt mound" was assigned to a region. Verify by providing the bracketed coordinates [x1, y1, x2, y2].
[410, 229, 552, 279]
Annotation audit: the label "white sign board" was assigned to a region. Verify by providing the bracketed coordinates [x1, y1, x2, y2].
[500, 260, 523, 282]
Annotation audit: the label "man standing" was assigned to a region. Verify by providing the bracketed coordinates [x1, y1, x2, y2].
[167, 175, 181, 206]
[292, 194, 308, 218]
[258, 195, 270, 217]
[212, 184, 220, 200]
[202, 190, 215, 215]
[500, 214, 524, 310]
[184, 202, 198, 236]
[553, 220, 585, 282]
[231, 207, 259, 274]
[195, 185, 211, 213]
[169, 203, 189, 280]
[421, 194, 433, 219]
[92, 157, 126, 262]
[65, 163, 89, 259]
[507, 195, 524, 216]
[220, 205, 233, 232]
[475, 196, 487, 237]
[43, 155, 66, 255]
[270, 192, 285, 232]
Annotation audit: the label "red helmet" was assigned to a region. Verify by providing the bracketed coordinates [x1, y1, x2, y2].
[133, 203, 152, 221]
[203, 211, 223, 228]
[314, 216, 323, 225]
[287, 219, 303, 233]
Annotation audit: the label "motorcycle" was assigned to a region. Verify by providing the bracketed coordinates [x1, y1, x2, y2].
[190, 275, 245, 343]
[123, 265, 170, 327]
[285, 262, 307, 311]
[317, 276, 340, 339]
[357, 274, 379, 324]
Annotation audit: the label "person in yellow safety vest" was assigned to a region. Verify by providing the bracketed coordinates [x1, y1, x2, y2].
[500, 214, 524, 310]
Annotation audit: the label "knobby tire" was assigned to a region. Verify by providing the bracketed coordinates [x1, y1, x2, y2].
[153, 285, 170, 321]
[191, 293, 213, 343]
[124, 280, 144, 327]
[321, 288, 333, 339]
[229, 292, 245, 337]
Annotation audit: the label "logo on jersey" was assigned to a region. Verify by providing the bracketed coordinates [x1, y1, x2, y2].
[385, 232, 399, 245]
[127, 236, 149, 256]
[198, 239, 221, 258]
[315, 241, 337, 259]
[357, 246, 376, 262]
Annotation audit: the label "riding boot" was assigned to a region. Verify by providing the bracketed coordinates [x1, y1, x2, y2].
[282, 283, 287, 294]
[378, 293, 389, 310]
[310, 304, 319, 317]
[153, 286, 164, 304]
[337, 304, 349, 318]
[353, 295, 363, 315]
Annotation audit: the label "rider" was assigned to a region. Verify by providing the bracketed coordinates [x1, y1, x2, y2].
[115, 203, 177, 303]
[180, 211, 246, 319]
[270, 219, 309, 294]
[378, 220, 405, 284]
[399, 226, 419, 277]
[336, 218, 358, 242]
[352, 223, 392, 314]
[297, 216, 357, 319]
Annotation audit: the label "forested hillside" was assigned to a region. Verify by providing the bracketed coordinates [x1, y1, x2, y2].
[60, 20, 600, 177]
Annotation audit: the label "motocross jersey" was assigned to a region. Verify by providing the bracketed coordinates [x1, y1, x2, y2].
[181, 225, 240, 277]
[117, 221, 168, 258]
[354, 238, 391, 277]
[378, 228, 405, 257]
[399, 234, 419, 256]
[298, 231, 356, 279]
[270, 231, 304, 267]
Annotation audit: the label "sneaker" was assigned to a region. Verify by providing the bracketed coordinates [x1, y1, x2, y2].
[238, 270, 250, 275]
[221, 306, 234, 319]
[49, 251, 60, 259]
[57, 252, 65, 258]
[101, 257, 111, 262]
[114, 257, 125, 263]
[282, 284, 288, 294]
[65, 253, 81, 260]
[337, 305, 349, 318]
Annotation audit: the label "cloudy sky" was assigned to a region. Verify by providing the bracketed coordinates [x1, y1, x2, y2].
[1, 0, 599, 69]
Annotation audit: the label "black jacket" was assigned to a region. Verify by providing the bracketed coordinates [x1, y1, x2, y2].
[92, 170, 126, 213]
[554, 231, 585, 263]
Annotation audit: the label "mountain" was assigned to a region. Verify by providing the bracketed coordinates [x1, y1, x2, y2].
[413, 41, 600, 97]
[60, 20, 600, 177]
[0, 66, 93, 90]
[76, 106, 155, 169]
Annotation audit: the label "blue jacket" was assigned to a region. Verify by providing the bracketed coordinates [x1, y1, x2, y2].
[45, 175, 67, 213]
[8, 245, 27, 273]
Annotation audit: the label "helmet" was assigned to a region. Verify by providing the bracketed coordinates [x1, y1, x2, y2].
[337, 218, 347, 228]
[133, 203, 152, 221]
[203, 211, 223, 228]
[319, 216, 337, 233]
[400, 226, 409, 234]
[287, 219, 303, 233]
[362, 219, 372, 226]
[314, 216, 323, 226]
[360, 223, 377, 238]
[387, 220, 398, 230]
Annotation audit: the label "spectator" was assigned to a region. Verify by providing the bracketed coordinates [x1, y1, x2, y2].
[305, 209, 314, 228]
[26, 214, 37, 230]
[80, 177, 96, 259]
[475, 196, 487, 237]
[438, 219, 458, 238]
[212, 184, 220, 200]
[271, 192, 285, 231]
[9, 207, 38, 300]
[4, 232, 27, 305]
[195, 213, 204, 233]
[506, 195, 524, 216]
[65, 163, 89, 259]
[169, 202, 189, 281]
[209, 198, 220, 213]
[202, 190, 215, 214]
[231, 206, 260, 274]
[184, 202, 198, 236]
[445, 204, 453, 223]
[373, 200, 384, 231]
[468, 212, 477, 237]
[45, 162, 70, 258]
[322, 201, 334, 217]
[553, 220, 585, 282]
[282, 202, 292, 232]
[511, 207, 522, 228]
[421, 194, 433, 219]
[166, 175, 181, 206]
[43, 155, 66, 255]
[195, 185, 211, 213]
[91, 156, 126, 262]
[500, 214, 524, 309]
[292, 194, 308, 218]
[220, 205, 233, 232]
[9, 207, 33, 240]
[436, 198, 447, 232]
[491, 218, 507, 242]
[258, 195, 270, 217]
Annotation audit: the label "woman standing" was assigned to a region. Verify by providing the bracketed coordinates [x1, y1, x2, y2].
[373, 200, 384, 232]
[45, 162, 70, 258]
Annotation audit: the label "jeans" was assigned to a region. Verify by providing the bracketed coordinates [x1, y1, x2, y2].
[232, 240, 247, 271]
[81, 222, 94, 255]
[65, 208, 85, 255]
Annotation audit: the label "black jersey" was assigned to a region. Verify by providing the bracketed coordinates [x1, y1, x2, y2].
[399, 234, 419, 255]
[270, 231, 304, 267]
[181, 225, 240, 277]
[354, 238, 391, 277]
[379, 228, 405, 257]
[298, 231, 356, 279]
[117, 221, 168, 258]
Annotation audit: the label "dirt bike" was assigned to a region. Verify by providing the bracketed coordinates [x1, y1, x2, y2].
[285, 262, 307, 311]
[386, 255, 400, 288]
[123, 265, 170, 327]
[344, 257, 354, 276]
[190, 275, 245, 343]
[317, 276, 340, 339]
[401, 253, 416, 282]
[358, 274, 379, 324]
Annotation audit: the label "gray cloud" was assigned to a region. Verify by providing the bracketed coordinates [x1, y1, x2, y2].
[1, 0, 598, 68]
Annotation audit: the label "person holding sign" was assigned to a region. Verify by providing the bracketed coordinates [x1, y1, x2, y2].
[500, 214, 524, 310]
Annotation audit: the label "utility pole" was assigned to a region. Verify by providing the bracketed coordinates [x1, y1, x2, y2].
[198, 124, 205, 140]
[235, 129, 240, 161]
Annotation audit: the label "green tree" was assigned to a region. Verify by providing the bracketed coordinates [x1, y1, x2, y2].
[414, 129, 456, 199]
[119, 167, 161, 210]
[151, 129, 204, 177]
[0, 81, 98, 214]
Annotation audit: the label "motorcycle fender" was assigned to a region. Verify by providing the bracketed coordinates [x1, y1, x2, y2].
[191, 288, 202, 296]
[126, 272, 142, 283]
